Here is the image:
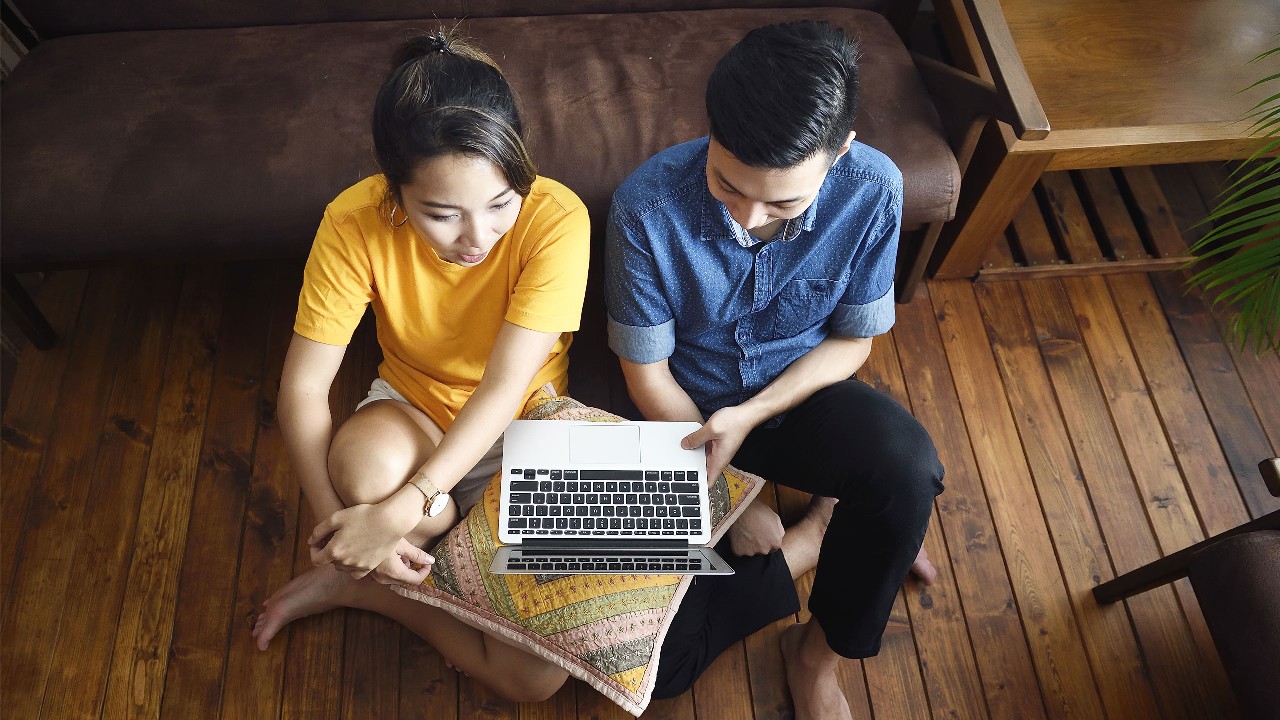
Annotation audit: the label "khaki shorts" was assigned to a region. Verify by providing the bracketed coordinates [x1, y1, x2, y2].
[356, 378, 501, 516]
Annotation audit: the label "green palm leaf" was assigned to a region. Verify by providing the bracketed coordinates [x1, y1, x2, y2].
[1184, 41, 1280, 354]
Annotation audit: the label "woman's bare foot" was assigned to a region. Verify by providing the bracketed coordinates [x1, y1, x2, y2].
[780, 623, 853, 720]
[253, 564, 359, 651]
[910, 546, 938, 586]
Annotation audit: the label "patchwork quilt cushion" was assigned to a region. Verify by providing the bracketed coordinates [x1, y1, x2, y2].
[392, 395, 764, 715]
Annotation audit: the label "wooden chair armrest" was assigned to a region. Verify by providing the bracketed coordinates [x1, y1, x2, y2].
[926, 0, 1049, 141]
[1261, 458, 1280, 498]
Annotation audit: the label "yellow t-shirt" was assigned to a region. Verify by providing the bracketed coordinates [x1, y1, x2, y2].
[294, 174, 590, 430]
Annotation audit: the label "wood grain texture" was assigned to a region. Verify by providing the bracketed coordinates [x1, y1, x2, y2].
[0, 270, 87, 601]
[221, 271, 304, 720]
[39, 269, 182, 720]
[101, 266, 226, 720]
[894, 290, 1048, 720]
[974, 280, 1160, 720]
[930, 279, 1104, 720]
[1038, 172, 1102, 263]
[1020, 277, 1236, 719]
[1077, 169, 1147, 261]
[159, 266, 276, 720]
[1008, 191, 1060, 267]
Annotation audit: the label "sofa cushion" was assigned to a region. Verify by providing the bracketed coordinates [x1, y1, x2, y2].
[1, 8, 956, 268]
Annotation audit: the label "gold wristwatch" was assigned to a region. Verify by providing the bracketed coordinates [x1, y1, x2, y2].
[408, 473, 450, 518]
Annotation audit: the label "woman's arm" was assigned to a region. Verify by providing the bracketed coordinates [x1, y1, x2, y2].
[278, 333, 348, 523]
[309, 321, 561, 579]
[423, 320, 563, 489]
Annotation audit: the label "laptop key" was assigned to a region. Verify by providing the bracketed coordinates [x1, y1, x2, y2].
[510, 492, 532, 502]
[510, 505, 521, 516]
[566, 481, 578, 492]
[658, 482, 670, 493]
[550, 469, 562, 480]
[536, 506, 548, 516]
[605, 482, 618, 492]
[559, 493, 572, 504]
[672, 483, 699, 493]
[556, 517, 568, 529]
[540, 480, 552, 491]
[586, 493, 598, 504]
[510, 483, 536, 492]
[554, 481, 565, 492]
[645, 482, 658, 493]
[677, 494, 700, 505]
[510, 518, 527, 528]
[665, 494, 678, 505]
[681, 507, 698, 517]
[569, 518, 581, 529]
[522, 504, 534, 516]
[549, 506, 561, 516]
[564, 470, 578, 480]
[537, 469, 549, 475]
[524, 469, 536, 479]
[593, 482, 605, 492]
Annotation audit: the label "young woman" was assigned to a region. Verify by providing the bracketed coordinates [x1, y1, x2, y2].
[252, 32, 589, 700]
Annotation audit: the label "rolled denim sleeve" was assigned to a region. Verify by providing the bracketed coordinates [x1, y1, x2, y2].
[607, 316, 676, 364]
[830, 283, 895, 338]
[605, 211, 676, 363]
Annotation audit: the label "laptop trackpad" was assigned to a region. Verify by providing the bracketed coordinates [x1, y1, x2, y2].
[569, 425, 641, 464]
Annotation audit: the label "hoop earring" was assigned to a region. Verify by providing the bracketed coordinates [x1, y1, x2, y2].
[389, 204, 409, 228]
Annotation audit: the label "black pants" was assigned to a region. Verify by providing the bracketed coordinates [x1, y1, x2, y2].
[653, 379, 944, 697]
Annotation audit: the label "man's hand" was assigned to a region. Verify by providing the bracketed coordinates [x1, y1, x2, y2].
[309, 492, 423, 581]
[680, 404, 757, 481]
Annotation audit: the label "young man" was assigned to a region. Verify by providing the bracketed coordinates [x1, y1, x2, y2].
[605, 21, 944, 719]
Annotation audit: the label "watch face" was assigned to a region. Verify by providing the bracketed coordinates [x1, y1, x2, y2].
[428, 492, 450, 517]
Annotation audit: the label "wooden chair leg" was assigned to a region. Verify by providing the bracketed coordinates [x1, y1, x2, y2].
[2, 272, 57, 350]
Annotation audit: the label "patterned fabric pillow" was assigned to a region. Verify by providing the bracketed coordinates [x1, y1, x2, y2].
[392, 395, 764, 716]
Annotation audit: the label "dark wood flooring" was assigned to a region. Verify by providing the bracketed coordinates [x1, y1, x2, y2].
[2, 162, 1277, 719]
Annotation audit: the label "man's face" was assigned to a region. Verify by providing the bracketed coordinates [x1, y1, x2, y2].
[704, 135, 853, 234]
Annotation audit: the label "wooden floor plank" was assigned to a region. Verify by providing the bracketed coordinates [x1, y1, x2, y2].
[574, 679, 633, 720]
[1009, 192, 1061, 267]
[894, 288, 1048, 720]
[1, 268, 139, 720]
[1, 270, 88, 603]
[1148, 163, 1280, 457]
[158, 266, 276, 720]
[459, 674, 518, 719]
[1019, 276, 1238, 719]
[342, 611, 403, 719]
[974, 280, 1161, 720]
[1120, 166, 1191, 259]
[39, 269, 184, 720]
[692, 639, 754, 720]
[1039, 172, 1104, 264]
[101, 266, 226, 719]
[220, 269, 304, 720]
[399, 632, 459, 720]
[1078, 169, 1149, 261]
[1104, 274, 1252, 536]
[930, 279, 1104, 720]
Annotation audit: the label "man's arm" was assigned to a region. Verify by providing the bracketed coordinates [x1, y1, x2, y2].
[682, 334, 872, 481]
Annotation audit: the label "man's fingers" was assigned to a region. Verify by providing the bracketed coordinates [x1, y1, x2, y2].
[681, 427, 709, 450]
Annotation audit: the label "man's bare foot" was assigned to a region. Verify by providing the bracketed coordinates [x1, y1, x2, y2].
[779, 496, 837, 580]
[780, 623, 854, 720]
[909, 546, 937, 586]
[727, 498, 786, 556]
[252, 564, 359, 651]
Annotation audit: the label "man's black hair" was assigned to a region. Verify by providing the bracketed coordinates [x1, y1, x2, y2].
[706, 21, 860, 169]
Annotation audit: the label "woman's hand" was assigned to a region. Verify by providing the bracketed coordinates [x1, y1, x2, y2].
[308, 492, 427, 583]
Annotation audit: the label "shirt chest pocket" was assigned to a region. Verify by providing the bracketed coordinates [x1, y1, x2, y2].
[766, 278, 844, 338]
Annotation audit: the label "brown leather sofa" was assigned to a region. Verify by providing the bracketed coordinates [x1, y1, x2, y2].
[2, 1, 1034, 400]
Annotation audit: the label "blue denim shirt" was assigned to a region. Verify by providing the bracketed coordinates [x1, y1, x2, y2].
[605, 136, 900, 420]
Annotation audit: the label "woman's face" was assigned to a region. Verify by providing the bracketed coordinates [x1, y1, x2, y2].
[398, 153, 523, 267]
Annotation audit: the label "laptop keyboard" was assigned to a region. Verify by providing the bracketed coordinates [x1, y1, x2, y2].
[505, 468, 704, 537]
[505, 553, 705, 573]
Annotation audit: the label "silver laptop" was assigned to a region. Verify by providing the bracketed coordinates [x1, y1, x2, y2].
[489, 420, 734, 575]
